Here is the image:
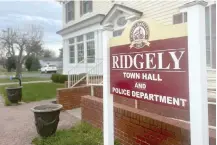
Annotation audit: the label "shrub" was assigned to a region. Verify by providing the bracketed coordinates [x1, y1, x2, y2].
[51, 74, 59, 83]
[51, 74, 67, 83]
[25, 56, 33, 71]
[58, 74, 67, 83]
[25, 55, 41, 71]
[30, 57, 41, 71]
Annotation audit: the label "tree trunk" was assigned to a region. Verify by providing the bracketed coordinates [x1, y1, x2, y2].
[16, 63, 22, 78]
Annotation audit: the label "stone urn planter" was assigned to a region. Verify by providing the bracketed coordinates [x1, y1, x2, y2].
[31, 104, 63, 137]
[6, 86, 22, 103]
[6, 76, 22, 104]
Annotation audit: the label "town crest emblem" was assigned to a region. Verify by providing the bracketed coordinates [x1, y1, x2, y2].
[130, 21, 150, 49]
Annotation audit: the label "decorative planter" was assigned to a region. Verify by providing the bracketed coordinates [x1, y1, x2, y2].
[31, 104, 63, 137]
[6, 86, 22, 103]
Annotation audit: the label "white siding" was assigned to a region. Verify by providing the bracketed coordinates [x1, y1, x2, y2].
[93, 0, 113, 15]
[116, 0, 215, 25]
[62, 1, 188, 28]
[63, 0, 113, 29]
[119, 0, 185, 25]
[62, 0, 216, 28]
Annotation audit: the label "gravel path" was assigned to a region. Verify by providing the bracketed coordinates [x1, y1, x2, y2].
[0, 98, 80, 145]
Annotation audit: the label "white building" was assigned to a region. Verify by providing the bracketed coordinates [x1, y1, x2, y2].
[57, 0, 216, 89]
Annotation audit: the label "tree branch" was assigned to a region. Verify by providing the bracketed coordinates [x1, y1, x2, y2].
[0, 25, 44, 76]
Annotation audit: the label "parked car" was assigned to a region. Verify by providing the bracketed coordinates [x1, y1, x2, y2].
[40, 64, 57, 73]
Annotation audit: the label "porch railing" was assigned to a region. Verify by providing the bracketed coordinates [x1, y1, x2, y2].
[86, 60, 103, 85]
[67, 58, 103, 88]
[68, 59, 85, 88]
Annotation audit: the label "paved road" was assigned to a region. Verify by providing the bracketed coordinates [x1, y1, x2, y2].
[0, 98, 80, 145]
[0, 73, 52, 79]
[21, 73, 52, 78]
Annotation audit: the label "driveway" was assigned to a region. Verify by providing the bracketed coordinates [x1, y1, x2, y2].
[0, 98, 80, 145]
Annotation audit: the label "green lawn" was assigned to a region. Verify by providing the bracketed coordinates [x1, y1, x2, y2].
[0, 82, 64, 105]
[0, 77, 50, 83]
[0, 66, 7, 73]
[32, 122, 120, 145]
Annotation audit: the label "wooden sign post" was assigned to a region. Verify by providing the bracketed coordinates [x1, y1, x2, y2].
[102, 27, 114, 145]
[180, 1, 209, 145]
[102, 1, 209, 145]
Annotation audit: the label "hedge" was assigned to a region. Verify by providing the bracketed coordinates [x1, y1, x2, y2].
[51, 73, 87, 84]
[51, 74, 67, 83]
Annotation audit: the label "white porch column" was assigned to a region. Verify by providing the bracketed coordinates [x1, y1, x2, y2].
[180, 1, 209, 145]
[102, 27, 114, 145]
[63, 39, 68, 74]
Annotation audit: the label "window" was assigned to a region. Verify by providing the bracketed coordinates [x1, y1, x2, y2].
[80, 0, 92, 16]
[205, 4, 216, 68]
[69, 38, 75, 63]
[67, 32, 96, 64]
[69, 37, 74, 44]
[77, 35, 84, 63]
[69, 46, 75, 63]
[86, 32, 95, 63]
[65, 1, 74, 23]
[173, 12, 187, 24]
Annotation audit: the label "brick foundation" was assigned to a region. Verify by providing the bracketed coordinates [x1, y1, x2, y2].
[57, 86, 91, 110]
[81, 95, 216, 145]
[89, 85, 216, 126]
[93, 85, 103, 98]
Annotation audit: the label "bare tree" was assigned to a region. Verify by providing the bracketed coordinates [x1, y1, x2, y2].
[0, 25, 43, 77]
[0, 44, 5, 66]
[42, 49, 56, 58]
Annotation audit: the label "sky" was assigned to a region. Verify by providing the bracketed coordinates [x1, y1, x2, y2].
[0, 0, 62, 56]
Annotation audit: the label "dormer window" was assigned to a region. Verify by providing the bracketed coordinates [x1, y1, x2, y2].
[80, 0, 92, 16]
[65, 1, 74, 23]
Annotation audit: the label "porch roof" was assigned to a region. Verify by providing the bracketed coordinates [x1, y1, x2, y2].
[101, 4, 143, 26]
[56, 14, 105, 36]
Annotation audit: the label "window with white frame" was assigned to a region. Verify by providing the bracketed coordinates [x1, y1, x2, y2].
[77, 35, 84, 63]
[65, 1, 74, 23]
[80, 0, 92, 16]
[173, 12, 187, 24]
[205, 4, 216, 69]
[86, 32, 95, 63]
[69, 38, 75, 63]
[67, 32, 96, 64]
